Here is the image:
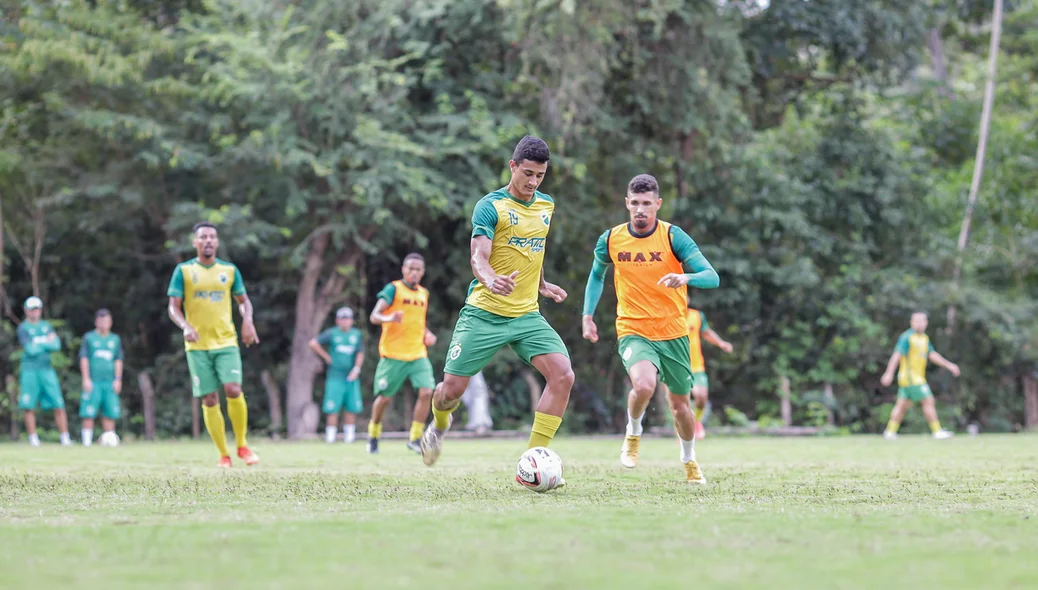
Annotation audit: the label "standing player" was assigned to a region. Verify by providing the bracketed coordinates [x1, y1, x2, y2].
[309, 307, 365, 444]
[420, 136, 573, 476]
[582, 174, 719, 483]
[78, 308, 124, 446]
[16, 296, 72, 447]
[167, 222, 261, 467]
[880, 312, 959, 440]
[684, 306, 733, 440]
[367, 253, 437, 454]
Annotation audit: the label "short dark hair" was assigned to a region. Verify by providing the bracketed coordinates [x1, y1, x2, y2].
[628, 174, 659, 196]
[403, 253, 424, 264]
[512, 136, 550, 164]
[95, 308, 111, 318]
[193, 221, 217, 235]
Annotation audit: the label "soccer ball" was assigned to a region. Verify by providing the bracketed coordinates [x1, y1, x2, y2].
[516, 447, 564, 493]
[99, 432, 120, 447]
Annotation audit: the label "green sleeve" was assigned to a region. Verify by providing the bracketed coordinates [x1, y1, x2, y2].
[894, 333, 910, 355]
[41, 323, 61, 352]
[670, 226, 719, 289]
[700, 312, 710, 332]
[115, 336, 125, 361]
[78, 336, 89, 359]
[354, 329, 364, 346]
[582, 231, 612, 316]
[167, 264, 185, 298]
[231, 265, 247, 296]
[928, 341, 935, 354]
[376, 283, 396, 305]
[316, 329, 333, 346]
[17, 324, 41, 356]
[471, 198, 499, 240]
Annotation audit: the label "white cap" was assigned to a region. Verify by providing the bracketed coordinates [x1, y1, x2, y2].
[23, 296, 42, 310]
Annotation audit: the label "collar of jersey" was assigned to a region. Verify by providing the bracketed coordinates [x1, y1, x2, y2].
[191, 257, 219, 269]
[626, 220, 660, 238]
[399, 280, 420, 292]
[498, 187, 538, 208]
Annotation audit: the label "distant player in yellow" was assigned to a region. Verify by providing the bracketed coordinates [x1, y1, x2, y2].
[420, 136, 572, 479]
[684, 306, 733, 440]
[167, 222, 261, 467]
[367, 253, 437, 455]
[880, 312, 959, 440]
[582, 174, 719, 483]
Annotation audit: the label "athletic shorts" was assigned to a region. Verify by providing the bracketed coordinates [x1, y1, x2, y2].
[618, 335, 693, 396]
[323, 377, 363, 414]
[18, 368, 64, 411]
[374, 357, 435, 397]
[692, 371, 709, 390]
[443, 305, 569, 377]
[898, 384, 933, 402]
[186, 347, 242, 397]
[80, 380, 122, 419]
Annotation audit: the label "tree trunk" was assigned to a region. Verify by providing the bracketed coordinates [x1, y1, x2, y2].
[0, 195, 15, 323]
[779, 376, 792, 427]
[521, 368, 542, 418]
[928, 27, 954, 99]
[1024, 374, 1038, 430]
[192, 397, 200, 439]
[946, 0, 1003, 333]
[138, 372, 156, 441]
[6, 375, 18, 441]
[261, 369, 283, 438]
[823, 382, 836, 426]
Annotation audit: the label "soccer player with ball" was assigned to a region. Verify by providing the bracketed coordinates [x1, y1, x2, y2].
[78, 308, 124, 447]
[582, 174, 719, 483]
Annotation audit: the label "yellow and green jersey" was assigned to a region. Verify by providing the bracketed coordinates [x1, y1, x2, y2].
[78, 330, 124, 381]
[465, 188, 555, 318]
[686, 308, 710, 373]
[895, 329, 935, 387]
[167, 258, 246, 351]
[376, 280, 429, 361]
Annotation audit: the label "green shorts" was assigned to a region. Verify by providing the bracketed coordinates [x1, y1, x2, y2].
[443, 305, 569, 377]
[692, 371, 709, 390]
[18, 368, 64, 411]
[80, 381, 122, 420]
[898, 384, 933, 402]
[618, 335, 693, 396]
[323, 376, 363, 414]
[374, 357, 435, 397]
[186, 347, 243, 397]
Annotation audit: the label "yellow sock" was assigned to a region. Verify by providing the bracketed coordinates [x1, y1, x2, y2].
[432, 402, 457, 430]
[693, 406, 705, 422]
[226, 394, 248, 449]
[202, 404, 230, 458]
[409, 421, 424, 442]
[528, 412, 563, 449]
[368, 422, 382, 440]
[929, 420, 942, 433]
[885, 419, 901, 434]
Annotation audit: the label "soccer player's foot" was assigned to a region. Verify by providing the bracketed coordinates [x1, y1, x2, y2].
[217, 456, 232, 468]
[932, 429, 954, 440]
[619, 435, 640, 468]
[683, 460, 707, 484]
[420, 415, 452, 466]
[883, 431, 898, 441]
[367, 437, 379, 454]
[237, 446, 259, 466]
[694, 420, 706, 440]
[28, 434, 40, 447]
[405, 439, 422, 454]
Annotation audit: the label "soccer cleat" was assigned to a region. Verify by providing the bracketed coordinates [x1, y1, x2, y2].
[883, 431, 898, 441]
[933, 429, 954, 440]
[367, 437, 379, 454]
[684, 460, 707, 484]
[694, 420, 706, 441]
[405, 439, 422, 454]
[237, 446, 259, 466]
[420, 414, 452, 466]
[217, 456, 232, 468]
[619, 435, 640, 468]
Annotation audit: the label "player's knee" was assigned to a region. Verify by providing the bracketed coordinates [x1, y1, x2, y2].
[631, 375, 656, 397]
[417, 388, 433, 400]
[551, 365, 576, 393]
[668, 393, 691, 412]
[439, 376, 468, 400]
[201, 392, 220, 407]
[223, 383, 242, 397]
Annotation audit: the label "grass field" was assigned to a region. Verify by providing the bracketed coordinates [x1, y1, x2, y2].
[2, 434, 1037, 590]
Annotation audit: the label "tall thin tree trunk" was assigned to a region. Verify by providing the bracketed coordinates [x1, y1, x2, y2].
[947, 0, 1003, 333]
[285, 233, 328, 438]
[928, 27, 954, 99]
[779, 376, 792, 427]
[261, 369, 283, 437]
[6, 375, 18, 441]
[1024, 374, 1038, 430]
[139, 372, 156, 441]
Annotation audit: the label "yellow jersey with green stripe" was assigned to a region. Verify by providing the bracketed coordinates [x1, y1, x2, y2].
[167, 258, 246, 351]
[376, 280, 430, 361]
[895, 329, 934, 387]
[465, 188, 554, 318]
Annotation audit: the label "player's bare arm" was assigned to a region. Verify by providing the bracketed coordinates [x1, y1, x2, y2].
[349, 351, 364, 381]
[424, 328, 437, 346]
[309, 338, 332, 364]
[929, 351, 961, 377]
[167, 296, 199, 343]
[370, 298, 403, 324]
[80, 355, 93, 394]
[113, 358, 123, 394]
[235, 294, 259, 347]
[704, 329, 734, 353]
[471, 235, 518, 296]
[538, 267, 567, 303]
[880, 352, 901, 386]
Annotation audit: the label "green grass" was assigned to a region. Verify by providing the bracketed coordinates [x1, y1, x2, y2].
[2, 434, 1038, 589]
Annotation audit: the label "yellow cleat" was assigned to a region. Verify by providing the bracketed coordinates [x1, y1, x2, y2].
[620, 435, 640, 468]
[684, 460, 707, 484]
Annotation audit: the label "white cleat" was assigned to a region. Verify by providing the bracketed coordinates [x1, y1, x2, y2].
[420, 415, 452, 466]
[883, 431, 898, 441]
[620, 435, 640, 469]
[933, 429, 954, 440]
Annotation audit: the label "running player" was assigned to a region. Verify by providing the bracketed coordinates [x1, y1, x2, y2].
[78, 308, 124, 446]
[367, 253, 437, 454]
[880, 311, 958, 439]
[582, 174, 719, 483]
[684, 306, 733, 440]
[167, 222, 261, 467]
[16, 296, 71, 446]
[310, 307, 365, 444]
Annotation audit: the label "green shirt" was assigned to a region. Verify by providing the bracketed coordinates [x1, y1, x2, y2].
[316, 327, 363, 378]
[79, 330, 124, 381]
[17, 320, 61, 371]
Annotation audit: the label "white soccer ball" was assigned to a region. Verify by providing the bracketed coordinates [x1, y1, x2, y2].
[516, 446, 564, 493]
[99, 432, 120, 447]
